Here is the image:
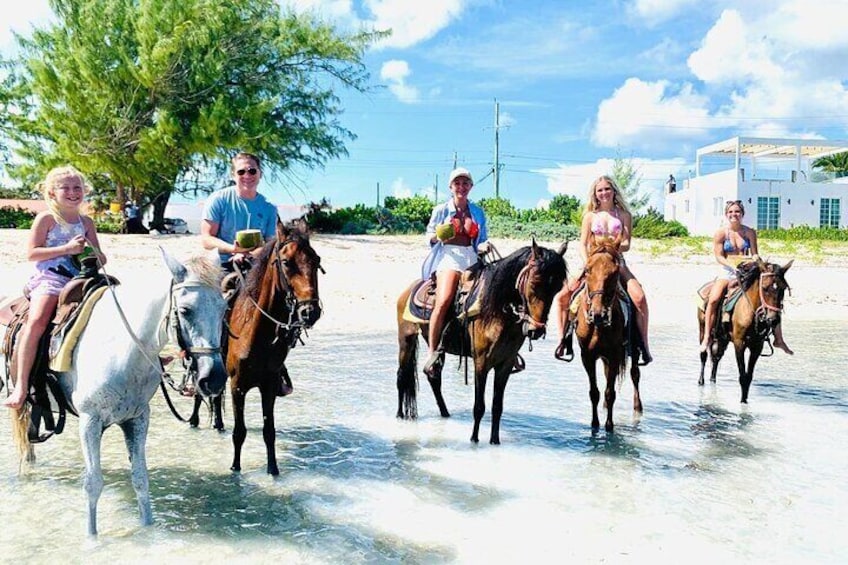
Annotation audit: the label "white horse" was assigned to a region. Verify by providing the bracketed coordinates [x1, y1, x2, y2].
[8, 249, 228, 536]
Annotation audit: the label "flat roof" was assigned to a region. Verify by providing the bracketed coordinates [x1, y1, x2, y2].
[697, 136, 848, 160]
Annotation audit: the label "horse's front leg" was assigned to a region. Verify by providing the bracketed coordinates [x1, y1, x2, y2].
[230, 386, 247, 472]
[489, 362, 512, 445]
[260, 383, 280, 476]
[603, 360, 617, 432]
[189, 395, 202, 428]
[79, 412, 105, 536]
[582, 353, 600, 430]
[740, 340, 764, 403]
[470, 355, 489, 444]
[733, 342, 750, 403]
[119, 410, 152, 528]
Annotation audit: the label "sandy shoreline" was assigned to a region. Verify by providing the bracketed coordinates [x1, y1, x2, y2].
[0, 229, 845, 334]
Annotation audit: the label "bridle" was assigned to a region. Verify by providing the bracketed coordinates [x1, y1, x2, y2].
[234, 235, 324, 346]
[583, 250, 620, 327]
[513, 254, 547, 337]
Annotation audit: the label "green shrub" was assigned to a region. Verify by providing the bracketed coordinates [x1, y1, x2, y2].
[478, 196, 517, 218]
[0, 206, 37, 229]
[759, 226, 848, 241]
[488, 216, 579, 242]
[384, 195, 433, 226]
[633, 207, 689, 238]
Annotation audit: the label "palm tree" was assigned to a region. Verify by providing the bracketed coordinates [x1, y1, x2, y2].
[812, 152, 848, 178]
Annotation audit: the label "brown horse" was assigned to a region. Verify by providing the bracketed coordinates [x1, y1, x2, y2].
[698, 258, 793, 403]
[574, 238, 643, 432]
[396, 240, 567, 444]
[224, 219, 323, 475]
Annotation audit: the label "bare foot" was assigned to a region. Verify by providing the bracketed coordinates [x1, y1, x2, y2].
[773, 340, 794, 355]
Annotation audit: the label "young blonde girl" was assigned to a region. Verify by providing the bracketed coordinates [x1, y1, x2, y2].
[3, 165, 106, 410]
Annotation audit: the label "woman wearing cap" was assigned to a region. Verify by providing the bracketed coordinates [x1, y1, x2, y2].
[700, 200, 793, 354]
[421, 167, 489, 376]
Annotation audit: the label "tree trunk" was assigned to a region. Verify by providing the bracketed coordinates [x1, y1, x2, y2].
[149, 190, 171, 231]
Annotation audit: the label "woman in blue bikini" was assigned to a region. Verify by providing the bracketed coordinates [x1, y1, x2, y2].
[701, 200, 792, 354]
[555, 175, 652, 364]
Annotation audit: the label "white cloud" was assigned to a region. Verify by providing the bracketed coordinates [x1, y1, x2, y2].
[365, 0, 466, 49]
[537, 156, 689, 212]
[380, 59, 420, 103]
[592, 78, 711, 149]
[592, 1, 848, 151]
[0, 0, 53, 50]
[630, 0, 701, 25]
[390, 177, 413, 198]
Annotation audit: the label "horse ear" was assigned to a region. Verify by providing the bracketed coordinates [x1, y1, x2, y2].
[276, 216, 291, 239]
[782, 259, 793, 272]
[530, 237, 539, 258]
[159, 246, 188, 283]
[557, 240, 569, 257]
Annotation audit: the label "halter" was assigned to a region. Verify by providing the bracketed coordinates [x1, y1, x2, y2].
[756, 270, 789, 314]
[583, 249, 620, 327]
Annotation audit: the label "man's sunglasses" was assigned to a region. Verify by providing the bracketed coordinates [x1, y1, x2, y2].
[236, 167, 258, 176]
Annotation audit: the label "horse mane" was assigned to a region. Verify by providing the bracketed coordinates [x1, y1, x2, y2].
[243, 229, 312, 300]
[478, 245, 566, 322]
[184, 255, 224, 288]
[736, 260, 762, 291]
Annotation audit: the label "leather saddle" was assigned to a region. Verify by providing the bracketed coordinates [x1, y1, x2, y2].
[1, 265, 119, 443]
[402, 268, 485, 325]
[696, 279, 743, 319]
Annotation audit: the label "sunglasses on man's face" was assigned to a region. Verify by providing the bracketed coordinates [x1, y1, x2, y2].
[236, 167, 258, 176]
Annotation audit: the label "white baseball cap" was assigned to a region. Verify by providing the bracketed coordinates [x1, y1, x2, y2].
[449, 167, 473, 185]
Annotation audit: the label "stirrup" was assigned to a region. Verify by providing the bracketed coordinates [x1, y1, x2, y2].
[554, 335, 574, 363]
[511, 354, 526, 374]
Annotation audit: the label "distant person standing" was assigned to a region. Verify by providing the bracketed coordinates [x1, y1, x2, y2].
[201, 152, 278, 271]
[124, 200, 148, 234]
[666, 174, 677, 194]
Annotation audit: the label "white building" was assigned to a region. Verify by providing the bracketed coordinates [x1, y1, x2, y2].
[153, 201, 307, 234]
[664, 136, 848, 236]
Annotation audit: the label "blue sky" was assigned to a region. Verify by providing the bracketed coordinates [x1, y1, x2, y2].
[3, 0, 848, 212]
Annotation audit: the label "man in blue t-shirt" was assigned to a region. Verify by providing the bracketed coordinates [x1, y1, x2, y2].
[201, 152, 278, 270]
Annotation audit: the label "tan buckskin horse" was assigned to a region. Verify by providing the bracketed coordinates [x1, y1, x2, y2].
[698, 257, 793, 403]
[574, 237, 643, 432]
[396, 240, 567, 444]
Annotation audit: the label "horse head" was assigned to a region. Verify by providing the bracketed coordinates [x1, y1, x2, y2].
[753, 257, 793, 329]
[583, 236, 622, 327]
[515, 238, 568, 340]
[273, 218, 323, 328]
[161, 249, 229, 398]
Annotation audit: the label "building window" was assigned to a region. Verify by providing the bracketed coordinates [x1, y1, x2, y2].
[684, 199, 690, 213]
[713, 197, 723, 217]
[820, 198, 841, 228]
[757, 196, 779, 230]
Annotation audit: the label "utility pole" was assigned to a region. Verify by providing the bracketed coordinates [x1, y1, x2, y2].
[376, 182, 380, 207]
[494, 98, 500, 198]
[453, 151, 458, 170]
[434, 174, 438, 203]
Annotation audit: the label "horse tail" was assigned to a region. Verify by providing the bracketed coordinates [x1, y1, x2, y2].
[396, 285, 419, 420]
[10, 404, 34, 467]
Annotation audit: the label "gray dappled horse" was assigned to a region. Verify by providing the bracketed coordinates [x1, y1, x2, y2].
[7, 249, 228, 536]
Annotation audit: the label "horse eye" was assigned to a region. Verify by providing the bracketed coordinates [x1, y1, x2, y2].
[179, 306, 193, 317]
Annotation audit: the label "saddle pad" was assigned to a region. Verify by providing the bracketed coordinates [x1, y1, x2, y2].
[695, 280, 742, 313]
[0, 295, 28, 327]
[456, 278, 484, 322]
[403, 278, 434, 324]
[49, 285, 109, 372]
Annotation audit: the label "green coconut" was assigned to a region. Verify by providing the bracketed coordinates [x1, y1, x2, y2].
[235, 229, 262, 249]
[435, 223, 455, 241]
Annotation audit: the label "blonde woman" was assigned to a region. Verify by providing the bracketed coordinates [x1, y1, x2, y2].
[554, 175, 652, 365]
[700, 200, 792, 354]
[4, 166, 106, 410]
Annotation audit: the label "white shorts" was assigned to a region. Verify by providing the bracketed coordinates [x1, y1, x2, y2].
[717, 264, 736, 281]
[436, 245, 478, 273]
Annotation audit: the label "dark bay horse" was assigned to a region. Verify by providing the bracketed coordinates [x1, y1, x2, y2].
[698, 258, 793, 403]
[574, 239, 642, 432]
[396, 240, 567, 444]
[224, 219, 322, 475]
